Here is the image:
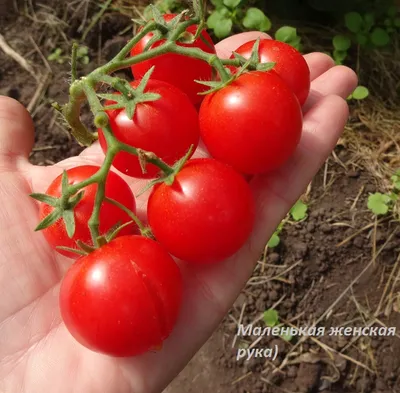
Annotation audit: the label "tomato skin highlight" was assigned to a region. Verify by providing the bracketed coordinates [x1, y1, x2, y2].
[40, 165, 136, 259]
[98, 79, 200, 179]
[199, 71, 303, 175]
[231, 39, 310, 106]
[147, 158, 255, 264]
[59, 235, 183, 357]
[130, 13, 216, 106]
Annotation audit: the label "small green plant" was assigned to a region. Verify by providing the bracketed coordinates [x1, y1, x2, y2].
[207, 0, 271, 39]
[263, 309, 293, 342]
[48, 46, 90, 65]
[47, 48, 65, 64]
[332, 4, 399, 66]
[347, 85, 370, 100]
[267, 200, 308, 248]
[274, 26, 303, 51]
[367, 170, 400, 216]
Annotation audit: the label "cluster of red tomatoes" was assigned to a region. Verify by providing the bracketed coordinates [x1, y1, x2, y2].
[38, 14, 310, 357]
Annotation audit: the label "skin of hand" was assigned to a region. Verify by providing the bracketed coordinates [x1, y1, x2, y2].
[0, 31, 357, 393]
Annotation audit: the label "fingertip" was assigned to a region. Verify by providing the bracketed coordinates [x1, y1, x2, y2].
[303, 52, 335, 80]
[215, 32, 271, 58]
[333, 65, 359, 93]
[0, 96, 35, 165]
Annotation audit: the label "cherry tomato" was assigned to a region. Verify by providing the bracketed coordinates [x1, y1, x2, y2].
[231, 39, 310, 106]
[98, 79, 199, 179]
[199, 71, 303, 175]
[40, 165, 136, 258]
[60, 235, 182, 357]
[130, 13, 216, 106]
[147, 158, 255, 264]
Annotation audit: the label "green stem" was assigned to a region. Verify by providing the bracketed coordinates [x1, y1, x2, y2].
[209, 55, 230, 82]
[86, 124, 118, 246]
[63, 82, 97, 146]
[114, 21, 159, 61]
[117, 141, 175, 176]
[104, 197, 148, 234]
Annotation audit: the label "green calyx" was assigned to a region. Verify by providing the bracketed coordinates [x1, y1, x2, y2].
[136, 145, 195, 197]
[99, 67, 161, 120]
[196, 38, 275, 95]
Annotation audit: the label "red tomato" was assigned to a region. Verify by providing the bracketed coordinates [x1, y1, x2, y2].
[199, 71, 303, 175]
[147, 158, 255, 264]
[98, 79, 200, 179]
[231, 39, 310, 106]
[130, 13, 216, 105]
[59, 235, 182, 357]
[40, 165, 136, 258]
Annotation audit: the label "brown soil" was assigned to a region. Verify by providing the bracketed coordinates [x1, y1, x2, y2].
[1, 2, 400, 393]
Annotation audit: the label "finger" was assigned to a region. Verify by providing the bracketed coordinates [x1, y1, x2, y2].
[303, 65, 358, 112]
[303, 52, 335, 81]
[125, 94, 351, 392]
[0, 96, 35, 169]
[215, 31, 271, 58]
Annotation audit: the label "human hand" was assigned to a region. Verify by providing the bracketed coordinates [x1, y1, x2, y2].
[0, 31, 357, 393]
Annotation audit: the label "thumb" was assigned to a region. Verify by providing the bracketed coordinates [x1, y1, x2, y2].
[0, 96, 35, 169]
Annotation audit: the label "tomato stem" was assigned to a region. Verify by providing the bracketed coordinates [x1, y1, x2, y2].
[104, 197, 149, 236]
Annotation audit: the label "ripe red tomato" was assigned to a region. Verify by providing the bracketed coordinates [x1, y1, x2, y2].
[40, 165, 136, 258]
[59, 235, 182, 357]
[199, 71, 303, 175]
[231, 39, 310, 106]
[147, 158, 255, 264]
[98, 79, 199, 179]
[130, 13, 216, 105]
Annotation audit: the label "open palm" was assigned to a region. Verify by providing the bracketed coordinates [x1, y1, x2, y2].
[0, 32, 357, 393]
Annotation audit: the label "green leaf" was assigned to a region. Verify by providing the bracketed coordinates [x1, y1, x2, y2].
[367, 193, 391, 215]
[62, 210, 76, 238]
[391, 175, 400, 191]
[289, 35, 302, 50]
[268, 232, 280, 248]
[333, 35, 351, 51]
[355, 33, 368, 46]
[264, 309, 279, 327]
[333, 49, 348, 62]
[363, 12, 375, 31]
[214, 17, 233, 38]
[30, 193, 59, 207]
[210, 0, 224, 7]
[345, 12, 363, 33]
[242, 8, 271, 32]
[275, 26, 297, 43]
[389, 192, 399, 202]
[281, 332, 293, 342]
[290, 200, 308, 221]
[223, 0, 240, 8]
[370, 28, 390, 47]
[76, 46, 89, 57]
[207, 8, 231, 30]
[394, 18, 400, 28]
[352, 86, 369, 100]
